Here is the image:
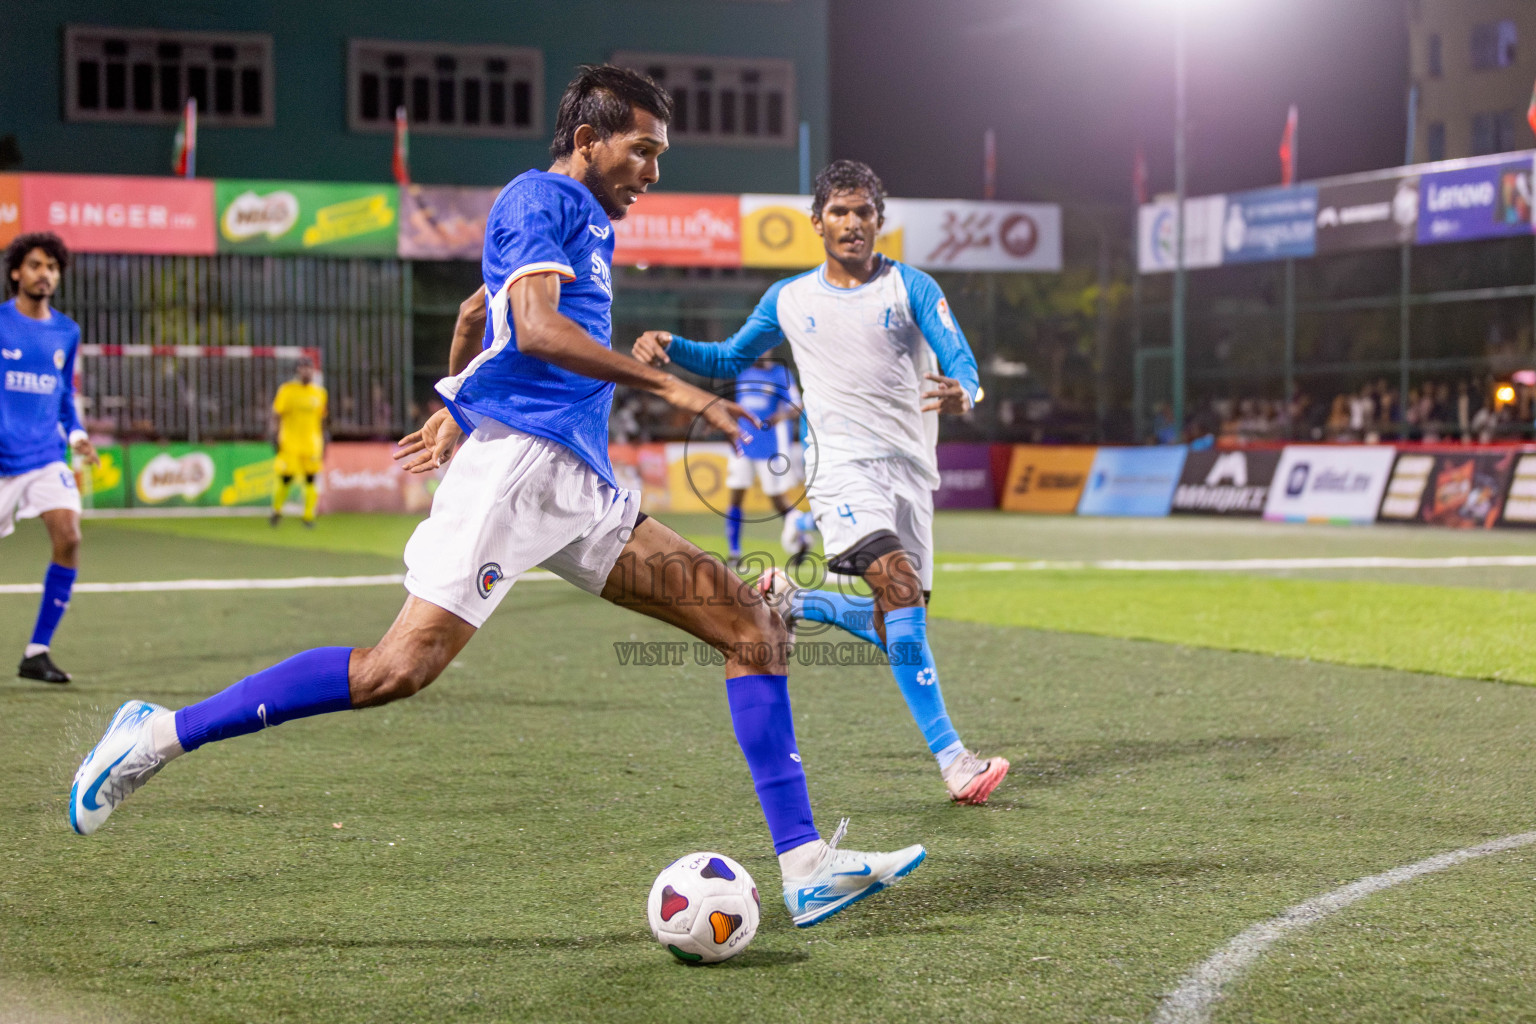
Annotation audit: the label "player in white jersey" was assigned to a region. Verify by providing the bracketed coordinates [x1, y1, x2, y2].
[634, 160, 1009, 805]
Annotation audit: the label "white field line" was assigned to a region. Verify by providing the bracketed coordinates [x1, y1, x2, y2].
[939, 555, 1536, 573]
[1153, 830, 1536, 1024]
[0, 571, 561, 596]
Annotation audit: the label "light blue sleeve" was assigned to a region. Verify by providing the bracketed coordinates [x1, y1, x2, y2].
[897, 263, 981, 403]
[664, 279, 788, 379]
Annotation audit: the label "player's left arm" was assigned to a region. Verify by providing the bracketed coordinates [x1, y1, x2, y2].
[59, 333, 97, 467]
[899, 264, 981, 415]
[448, 285, 488, 376]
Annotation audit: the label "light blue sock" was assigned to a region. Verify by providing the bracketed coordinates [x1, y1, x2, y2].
[792, 588, 883, 647]
[883, 606, 961, 762]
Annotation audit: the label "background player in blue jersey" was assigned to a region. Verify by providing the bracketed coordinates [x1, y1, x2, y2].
[723, 355, 807, 572]
[1, 232, 99, 684]
[71, 67, 925, 930]
[634, 160, 1009, 806]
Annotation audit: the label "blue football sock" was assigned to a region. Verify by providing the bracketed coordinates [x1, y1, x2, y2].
[883, 607, 961, 760]
[174, 647, 354, 752]
[30, 563, 77, 648]
[726, 674, 819, 854]
[793, 588, 883, 648]
[725, 506, 743, 557]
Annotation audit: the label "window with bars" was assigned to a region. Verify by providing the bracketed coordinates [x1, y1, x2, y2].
[1470, 20, 1518, 71]
[348, 39, 542, 138]
[611, 52, 795, 146]
[64, 25, 273, 126]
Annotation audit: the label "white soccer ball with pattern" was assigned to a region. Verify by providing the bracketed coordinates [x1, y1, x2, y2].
[646, 851, 760, 964]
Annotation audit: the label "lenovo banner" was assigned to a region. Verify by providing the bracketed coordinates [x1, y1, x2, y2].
[1221, 186, 1318, 263]
[1379, 449, 1516, 528]
[1000, 445, 1097, 514]
[1172, 448, 1281, 516]
[23, 173, 216, 255]
[1315, 176, 1419, 253]
[934, 444, 996, 509]
[398, 185, 498, 260]
[1137, 195, 1226, 273]
[1417, 158, 1535, 244]
[1263, 445, 1396, 523]
[1076, 446, 1188, 517]
[613, 193, 741, 267]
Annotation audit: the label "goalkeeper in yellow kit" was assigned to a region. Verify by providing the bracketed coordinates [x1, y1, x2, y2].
[269, 355, 327, 527]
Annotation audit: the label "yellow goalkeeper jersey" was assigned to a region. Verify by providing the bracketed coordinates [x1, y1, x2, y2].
[273, 381, 328, 456]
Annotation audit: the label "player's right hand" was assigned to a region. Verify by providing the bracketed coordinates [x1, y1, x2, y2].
[395, 408, 463, 473]
[633, 330, 673, 367]
[661, 379, 760, 449]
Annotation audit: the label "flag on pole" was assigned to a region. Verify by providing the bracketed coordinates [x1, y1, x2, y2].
[1132, 144, 1148, 206]
[1279, 104, 1298, 186]
[172, 97, 197, 178]
[392, 106, 411, 186]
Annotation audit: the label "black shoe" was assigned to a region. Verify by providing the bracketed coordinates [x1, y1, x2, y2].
[18, 651, 70, 684]
[302, 518, 316, 530]
[269, 512, 281, 527]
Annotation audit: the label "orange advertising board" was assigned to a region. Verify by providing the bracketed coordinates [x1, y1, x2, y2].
[0, 175, 18, 249]
[613, 193, 740, 267]
[22, 173, 216, 255]
[317, 442, 437, 515]
[1000, 445, 1098, 513]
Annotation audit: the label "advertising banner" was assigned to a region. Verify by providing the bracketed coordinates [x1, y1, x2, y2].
[1379, 450, 1516, 528]
[1221, 185, 1318, 263]
[934, 444, 996, 509]
[885, 198, 1063, 273]
[216, 179, 398, 255]
[1076, 445, 1188, 517]
[1262, 445, 1396, 523]
[1137, 195, 1226, 273]
[1315, 176, 1419, 253]
[1499, 453, 1536, 526]
[23, 173, 216, 255]
[316, 442, 437, 514]
[999, 445, 1097, 513]
[1171, 448, 1281, 516]
[397, 185, 498, 260]
[77, 443, 126, 509]
[0, 174, 18, 249]
[1416, 158, 1535, 244]
[609, 442, 673, 512]
[740, 194, 900, 268]
[129, 442, 275, 508]
[613, 193, 741, 267]
[663, 442, 780, 514]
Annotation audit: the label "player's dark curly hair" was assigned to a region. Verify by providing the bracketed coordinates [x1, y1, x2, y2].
[5, 231, 70, 294]
[550, 64, 674, 160]
[812, 160, 887, 221]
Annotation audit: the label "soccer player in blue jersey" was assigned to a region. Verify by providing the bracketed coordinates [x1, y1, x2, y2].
[723, 355, 808, 572]
[2, 232, 99, 684]
[70, 67, 925, 929]
[635, 160, 1010, 806]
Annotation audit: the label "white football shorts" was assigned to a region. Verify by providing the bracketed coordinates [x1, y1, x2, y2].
[725, 450, 798, 497]
[806, 455, 934, 590]
[0, 461, 82, 539]
[403, 419, 641, 627]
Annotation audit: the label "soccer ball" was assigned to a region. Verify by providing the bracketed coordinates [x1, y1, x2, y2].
[646, 851, 760, 964]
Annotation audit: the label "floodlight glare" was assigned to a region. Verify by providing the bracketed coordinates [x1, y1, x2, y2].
[1496, 384, 1517, 404]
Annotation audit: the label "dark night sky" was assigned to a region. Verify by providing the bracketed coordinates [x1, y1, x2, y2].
[829, 0, 1410, 206]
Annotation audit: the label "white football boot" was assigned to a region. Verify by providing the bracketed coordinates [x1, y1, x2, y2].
[756, 567, 801, 656]
[70, 700, 171, 835]
[782, 819, 927, 927]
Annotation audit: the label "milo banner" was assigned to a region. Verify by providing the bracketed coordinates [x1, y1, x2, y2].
[76, 443, 126, 509]
[1380, 449, 1517, 529]
[1172, 448, 1281, 516]
[128, 443, 276, 507]
[216, 180, 398, 256]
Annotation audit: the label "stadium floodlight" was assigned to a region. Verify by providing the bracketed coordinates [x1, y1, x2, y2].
[1496, 384, 1517, 405]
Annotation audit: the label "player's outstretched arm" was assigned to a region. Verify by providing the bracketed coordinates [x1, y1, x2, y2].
[448, 285, 488, 376]
[633, 280, 788, 377]
[510, 273, 757, 442]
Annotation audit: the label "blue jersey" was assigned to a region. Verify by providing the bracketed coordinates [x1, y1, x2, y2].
[437, 170, 619, 486]
[0, 300, 85, 476]
[735, 363, 798, 460]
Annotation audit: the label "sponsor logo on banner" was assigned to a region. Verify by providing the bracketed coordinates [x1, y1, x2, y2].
[317, 443, 437, 514]
[214, 180, 398, 255]
[1417, 158, 1535, 244]
[397, 185, 499, 260]
[0, 175, 18, 249]
[610, 443, 673, 512]
[1172, 449, 1280, 515]
[1499, 453, 1536, 526]
[22, 173, 216, 255]
[885, 198, 1063, 272]
[740, 194, 901, 268]
[1000, 445, 1098, 513]
[664, 442, 781, 514]
[934, 444, 996, 509]
[1262, 445, 1396, 523]
[1315, 176, 1418, 253]
[1222, 186, 1318, 263]
[1137, 196, 1226, 273]
[1381, 450, 1517, 528]
[613, 193, 741, 267]
[135, 451, 216, 504]
[221, 189, 300, 241]
[1076, 446, 1188, 517]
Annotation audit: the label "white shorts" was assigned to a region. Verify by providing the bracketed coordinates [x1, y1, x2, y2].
[403, 420, 641, 628]
[806, 456, 934, 590]
[0, 461, 82, 539]
[726, 450, 797, 497]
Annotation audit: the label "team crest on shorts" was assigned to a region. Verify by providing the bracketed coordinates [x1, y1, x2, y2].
[476, 562, 504, 599]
